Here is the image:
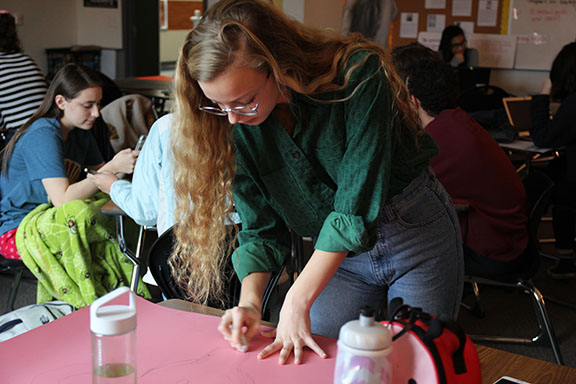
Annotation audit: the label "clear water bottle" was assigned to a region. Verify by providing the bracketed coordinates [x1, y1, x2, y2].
[91, 287, 137, 384]
[334, 307, 392, 384]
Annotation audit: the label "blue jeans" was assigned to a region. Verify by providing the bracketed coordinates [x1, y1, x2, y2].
[310, 169, 464, 338]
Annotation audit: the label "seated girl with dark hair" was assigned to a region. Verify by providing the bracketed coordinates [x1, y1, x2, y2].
[0, 63, 150, 308]
[439, 25, 479, 68]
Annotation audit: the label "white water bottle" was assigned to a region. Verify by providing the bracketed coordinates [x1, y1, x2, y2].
[91, 287, 137, 384]
[334, 307, 392, 384]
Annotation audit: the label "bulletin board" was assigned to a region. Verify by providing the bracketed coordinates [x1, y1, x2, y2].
[389, 0, 504, 50]
[509, 0, 576, 70]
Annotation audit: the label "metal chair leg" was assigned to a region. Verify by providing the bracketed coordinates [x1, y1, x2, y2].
[519, 281, 564, 365]
[5, 269, 24, 313]
[129, 225, 152, 293]
[461, 280, 485, 318]
[469, 280, 564, 366]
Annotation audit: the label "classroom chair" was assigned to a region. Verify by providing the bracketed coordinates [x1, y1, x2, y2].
[101, 94, 156, 153]
[147, 225, 284, 319]
[463, 170, 564, 365]
[0, 256, 28, 314]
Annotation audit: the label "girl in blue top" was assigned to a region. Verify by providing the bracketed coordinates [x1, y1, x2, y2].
[0, 63, 148, 307]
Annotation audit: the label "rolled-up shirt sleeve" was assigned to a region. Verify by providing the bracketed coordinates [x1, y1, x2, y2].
[314, 54, 394, 254]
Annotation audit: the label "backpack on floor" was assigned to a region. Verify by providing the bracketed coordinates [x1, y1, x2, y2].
[381, 298, 481, 384]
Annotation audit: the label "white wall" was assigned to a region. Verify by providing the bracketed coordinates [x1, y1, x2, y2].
[160, 30, 188, 64]
[3, 0, 78, 73]
[283, 0, 305, 22]
[2, 0, 122, 77]
[75, 0, 123, 49]
[491, 68, 548, 96]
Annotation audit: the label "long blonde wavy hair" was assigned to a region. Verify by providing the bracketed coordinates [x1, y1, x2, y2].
[170, 0, 421, 304]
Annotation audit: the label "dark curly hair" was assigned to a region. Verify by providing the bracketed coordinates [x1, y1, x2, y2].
[392, 43, 459, 117]
[0, 12, 22, 53]
[549, 42, 576, 101]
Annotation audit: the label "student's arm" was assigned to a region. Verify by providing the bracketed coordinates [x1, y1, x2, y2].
[87, 172, 118, 194]
[218, 271, 271, 351]
[42, 147, 139, 207]
[257, 249, 346, 364]
[104, 119, 167, 226]
[97, 148, 138, 175]
[42, 177, 99, 207]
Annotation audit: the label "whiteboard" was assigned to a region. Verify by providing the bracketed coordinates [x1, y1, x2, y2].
[509, 0, 576, 70]
[468, 33, 517, 69]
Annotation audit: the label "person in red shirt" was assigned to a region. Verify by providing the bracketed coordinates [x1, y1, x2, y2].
[392, 43, 529, 277]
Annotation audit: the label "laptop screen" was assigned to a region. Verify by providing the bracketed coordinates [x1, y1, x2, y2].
[503, 96, 532, 134]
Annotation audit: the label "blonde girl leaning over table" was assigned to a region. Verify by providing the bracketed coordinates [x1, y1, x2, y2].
[170, 0, 463, 365]
[0, 63, 150, 308]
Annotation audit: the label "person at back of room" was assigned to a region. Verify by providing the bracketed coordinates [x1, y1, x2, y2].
[439, 25, 478, 68]
[530, 42, 576, 279]
[392, 43, 530, 278]
[0, 63, 150, 308]
[0, 10, 47, 147]
[170, 0, 463, 365]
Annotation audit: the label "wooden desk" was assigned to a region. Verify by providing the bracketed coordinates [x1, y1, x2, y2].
[499, 138, 552, 155]
[160, 299, 576, 384]
[477, 344, 576, 383]
[499, 138, 555, 173]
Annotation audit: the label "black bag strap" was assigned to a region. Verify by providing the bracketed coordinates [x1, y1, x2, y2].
[389, 303, 418, 341]
[438, 319, 469, 375]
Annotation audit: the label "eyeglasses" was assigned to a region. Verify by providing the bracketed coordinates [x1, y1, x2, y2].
[199, 71, 271, 116]
[451, 39, 467, 48]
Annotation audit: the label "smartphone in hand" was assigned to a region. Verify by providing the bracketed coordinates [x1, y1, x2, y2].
[134, 135, 146, 151]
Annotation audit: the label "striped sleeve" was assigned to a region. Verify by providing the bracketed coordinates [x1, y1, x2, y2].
[0, 52, 47, 131]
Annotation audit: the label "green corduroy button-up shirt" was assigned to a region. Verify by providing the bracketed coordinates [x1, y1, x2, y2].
[231, 51, 439, 281]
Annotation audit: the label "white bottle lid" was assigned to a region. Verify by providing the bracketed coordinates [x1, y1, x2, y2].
[338, 307, 392, 351]
[90, 287, 136, 336]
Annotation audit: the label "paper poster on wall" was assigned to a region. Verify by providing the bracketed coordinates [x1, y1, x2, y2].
[468, 33, 516, 68]
[427, 14, 446, 32]
[400, 12, 419, 38]
[425, 0, 446, 8]
[418, 31, 442, 51]
[457, 21, 475, 37]
[477, 0, 498, 27]
[452, 0, 472, 16]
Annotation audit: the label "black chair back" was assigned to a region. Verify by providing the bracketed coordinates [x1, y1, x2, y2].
[458, 85, 510, 113]
[148, 224, 285, 317]
[147, 225, 242, 309]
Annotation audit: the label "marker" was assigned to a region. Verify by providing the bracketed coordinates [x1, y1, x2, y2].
[229, 326, 249, 353]
[84, 168, 96, 175]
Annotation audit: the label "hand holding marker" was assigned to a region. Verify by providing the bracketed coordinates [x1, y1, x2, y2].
[229, 325, 249, 352]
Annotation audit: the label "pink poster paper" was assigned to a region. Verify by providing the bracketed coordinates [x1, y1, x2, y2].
[0, 296, 338, 383]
